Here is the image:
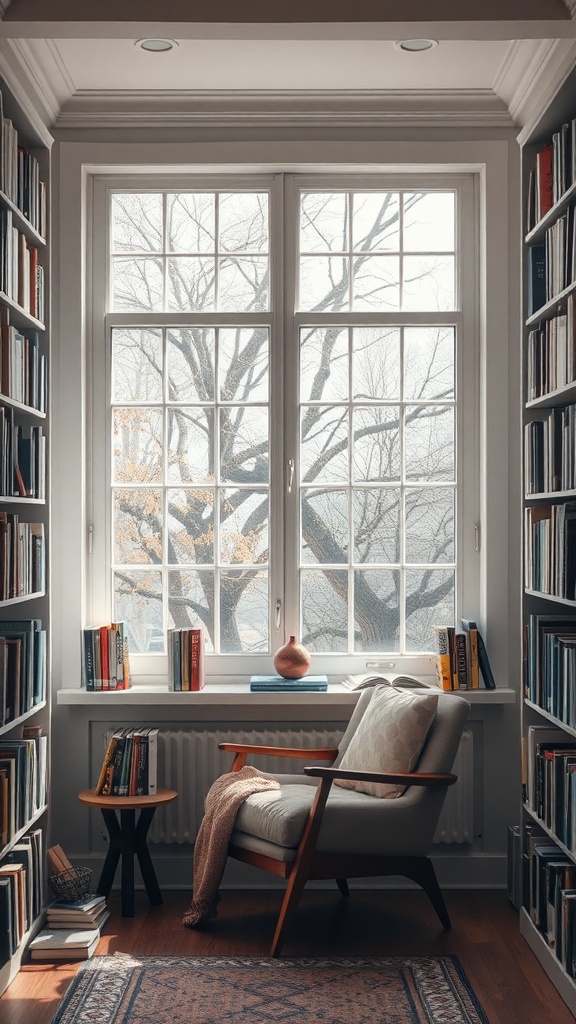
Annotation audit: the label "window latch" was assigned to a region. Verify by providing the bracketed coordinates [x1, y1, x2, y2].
[275, 599, 282, 631]
[287, 459, 295, 494]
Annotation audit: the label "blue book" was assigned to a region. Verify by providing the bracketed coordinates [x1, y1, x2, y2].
[250, 674, 328, 692]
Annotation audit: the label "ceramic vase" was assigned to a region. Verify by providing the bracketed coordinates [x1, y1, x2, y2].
[273, 635, 312, 678]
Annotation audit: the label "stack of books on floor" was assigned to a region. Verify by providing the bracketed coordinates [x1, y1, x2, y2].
[29, 894, 109, 961]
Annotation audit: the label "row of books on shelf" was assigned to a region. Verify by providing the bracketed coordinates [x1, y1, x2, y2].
[526, 296, 576, 400]
[525, 725, 576, 850]
[527, 213, 576, 318]
[432, 619, 496, 691]
[1, 323, 46, 413]
[95, 727, 158, 797]
[0, 91, 46, 238]
[524, 825, 576, 979]
[525, 502, 576, 599]
[167, 626, 205, 691]
[524, 614, 576, 724]
[527, 124, 576, 231]
[82, 622, 131, 691]
[525, 405, 576, 495]
[0, 619, 46, 726]
[0, 826, 43, 969]
[0, 513, 44, 600]
[0, 727, 47, 849]
[0, 409, 45, 500]
[0, 209, 44, 322]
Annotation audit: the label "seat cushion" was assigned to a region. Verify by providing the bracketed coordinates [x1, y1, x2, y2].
[334, 684, 438, 797]
[233, 779, 438, 857]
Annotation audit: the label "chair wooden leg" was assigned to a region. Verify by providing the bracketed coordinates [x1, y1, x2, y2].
[336, 878, 349, 896]
[413, 857, 451, 929]
[270, 862, 310, 957]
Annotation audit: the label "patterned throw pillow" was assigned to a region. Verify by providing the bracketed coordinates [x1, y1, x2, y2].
[334, 685, 438, 798]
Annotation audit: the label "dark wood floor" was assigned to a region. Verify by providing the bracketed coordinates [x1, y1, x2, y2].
[1, 888, 574, 1024]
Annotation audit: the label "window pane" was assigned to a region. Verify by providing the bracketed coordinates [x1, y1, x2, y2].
[218, 257, 269, 312]
[404, 327, 455, 401]
[353, 568, 400, 652]
[114, 570, 163, 654]
[353, 488, 400, 564]
[167, 328, 215, 403]
[167, 488, 214, 565]
[168, 569, 214, 647]
[301, 489, 348, 565]
[403, 192, 455, 252]
[405, 568, 455, 652]
[168, 408, 214, 484]
[220, 407, 269, 484]
[220, 489, 268, 565]
[299, 256, 348, 312]
[219, 328, 268, 403]
[404, 406, 454, 482]
[219, 193, 269, 253]
[353, 406, 401, 483]
[301, 405, 349, 484]
[300, 327, 348, 404]
[352, 192, 400, 252]
[114, 488, 162, 564]
[167, 193, 215, 253]
[112, 329, 163, 403]
[402, 255, 455, 311]
[112, 194, 162, 253]
[113, 408, 162, 483]
[220, 569, 268, 652]
[353, 327, 400, 401]
[300, 192, 348, 252]
[353, 255, 400, 310]
[405, 488, 455, 564]
[112, 257, 163, 312]
[301, 569, 348, 652]
[166, 256, 215, 312]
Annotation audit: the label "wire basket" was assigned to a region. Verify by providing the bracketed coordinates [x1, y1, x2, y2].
[49, 866, 92, 903]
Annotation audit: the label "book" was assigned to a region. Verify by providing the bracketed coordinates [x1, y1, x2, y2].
[453, 631, 469, 690]
[432, 625, 453, 691]
[460, 619, 480, 689]
[47, 894, 105, 913]
[250, 674, 328, 692]
[29, 926, 101, 960]
[528, 243, 547, 316]
[341, 673, 435, 691]
[190, 628, 205, 691]
[460, 620, 496, 689]
[536, 143, 554, 220]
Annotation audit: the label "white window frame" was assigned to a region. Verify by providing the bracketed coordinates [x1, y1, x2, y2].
[87, 169, 479, 684]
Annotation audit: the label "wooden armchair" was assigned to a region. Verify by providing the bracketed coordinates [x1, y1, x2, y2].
[218, 686, 470, 956]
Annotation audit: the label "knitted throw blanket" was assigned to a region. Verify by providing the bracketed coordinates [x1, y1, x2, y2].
[182, 764, 280, 928]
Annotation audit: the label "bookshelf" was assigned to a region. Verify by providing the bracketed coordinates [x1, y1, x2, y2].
[0, 74, 51, 997]
[520, 61, 576, 1016]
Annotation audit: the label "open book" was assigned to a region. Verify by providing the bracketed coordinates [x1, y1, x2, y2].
[341, 673, 438, 691]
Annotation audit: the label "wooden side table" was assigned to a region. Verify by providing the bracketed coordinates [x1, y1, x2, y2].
[78, 788, 177, 917]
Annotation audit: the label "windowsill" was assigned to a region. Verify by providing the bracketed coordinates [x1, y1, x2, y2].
[56, 683, 517, 706]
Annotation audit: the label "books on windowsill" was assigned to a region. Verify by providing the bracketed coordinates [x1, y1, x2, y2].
[250, 674, 328, 692]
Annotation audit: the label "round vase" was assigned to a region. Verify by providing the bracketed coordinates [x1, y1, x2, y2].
[273, 635, 312, 679]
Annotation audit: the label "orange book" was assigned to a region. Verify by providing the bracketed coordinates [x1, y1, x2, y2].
[99, 626, 110, 690]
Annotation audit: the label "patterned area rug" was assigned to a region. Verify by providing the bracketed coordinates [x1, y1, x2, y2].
[51, 953, 489, 1024]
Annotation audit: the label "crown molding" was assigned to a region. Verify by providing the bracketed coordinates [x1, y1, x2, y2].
[516, 36, 576, 140]
[53, 88, 514, 131]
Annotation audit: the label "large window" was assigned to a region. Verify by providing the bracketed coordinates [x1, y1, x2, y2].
[91, 173, 477, 677]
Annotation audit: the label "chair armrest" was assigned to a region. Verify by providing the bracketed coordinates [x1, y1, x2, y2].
[219, 742, 339, 772]
[219, 743, 338, 760]
[302, 766, 457, 787]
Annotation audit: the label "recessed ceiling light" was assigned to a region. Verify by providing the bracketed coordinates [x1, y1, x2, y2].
[395, 39, 438, 53]
[136, 39, 177, 53]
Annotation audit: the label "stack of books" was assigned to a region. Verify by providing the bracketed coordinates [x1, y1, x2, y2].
[250, 674, 328, 692]
[167, 626, 205, 691]
[432, 619, 496, 691]
[29, 894, 109, 961]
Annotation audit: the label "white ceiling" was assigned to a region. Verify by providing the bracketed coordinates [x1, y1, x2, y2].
[0, 11, 575, 131]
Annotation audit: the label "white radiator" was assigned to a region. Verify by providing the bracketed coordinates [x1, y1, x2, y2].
[148, 728, 474, 846]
